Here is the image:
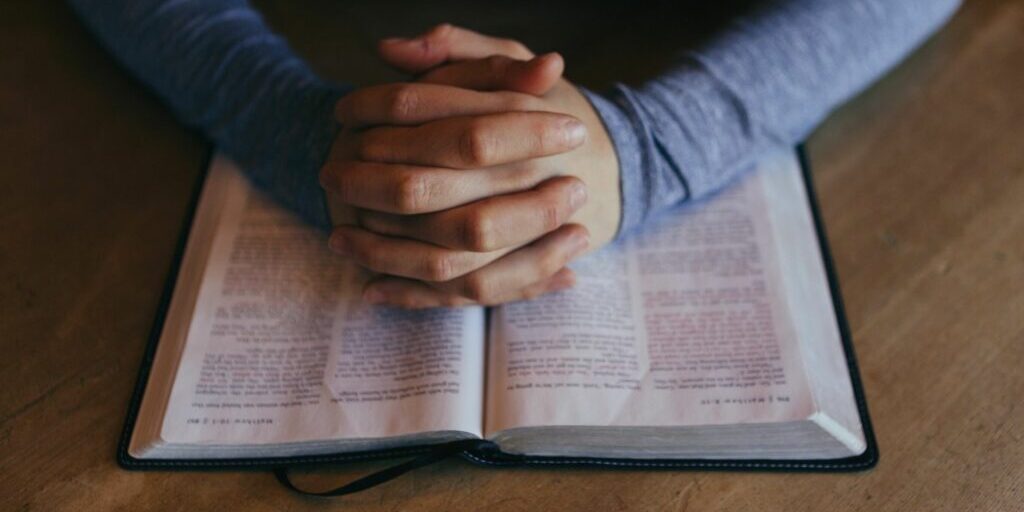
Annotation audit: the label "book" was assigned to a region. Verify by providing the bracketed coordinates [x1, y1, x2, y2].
[119, 148, 877, 477]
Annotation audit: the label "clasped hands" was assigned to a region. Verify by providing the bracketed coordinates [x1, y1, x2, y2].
[320, 25, 620, 308]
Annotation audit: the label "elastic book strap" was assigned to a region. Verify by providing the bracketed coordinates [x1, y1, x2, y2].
[274, 439, 488, 497]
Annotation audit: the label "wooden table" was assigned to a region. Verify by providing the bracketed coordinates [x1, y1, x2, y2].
[2, 1, 1022, 510]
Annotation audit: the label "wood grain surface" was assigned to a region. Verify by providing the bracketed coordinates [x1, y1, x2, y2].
[1, 1, 1021, 510]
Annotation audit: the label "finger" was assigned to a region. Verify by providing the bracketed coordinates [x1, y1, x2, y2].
[431, 224, 589, 305]
[378, 23, 534, 74]
[357, 112, 587, 169]
[358, 176, 588, 252]
[328, 224, 509, 282]
[417, 53, 564, 96]
[335, 83, 542, 128]
[321, 158, 562, 215]
[364, 268, 576, 309]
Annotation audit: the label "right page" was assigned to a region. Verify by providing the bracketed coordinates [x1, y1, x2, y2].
[486, 151, 861, 451]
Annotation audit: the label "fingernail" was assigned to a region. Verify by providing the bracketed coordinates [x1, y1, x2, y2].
[532, 52, 556, 64]
[563, 119, 587, 146]
[569, 182, 588, 210]
[535, 52, 563, 67]
[381, 37, 407, 45]
[548, 270, 576, 291]
[328, 233, 349, 255]
[363, 287, 386, 304]
[570, 230, 590, 257]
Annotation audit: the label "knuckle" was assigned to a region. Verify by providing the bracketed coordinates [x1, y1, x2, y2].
[424, 253, 457, 282]
[392, 171, 431, 213]
[386, 85, 419, 121]
[460, 210, 495, 252]
[458, 123, 494, 166]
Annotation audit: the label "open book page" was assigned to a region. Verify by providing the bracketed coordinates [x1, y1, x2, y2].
[758, 152, 864, 450]
[485, 153, 827, 436]
[140, 157, 484, 455]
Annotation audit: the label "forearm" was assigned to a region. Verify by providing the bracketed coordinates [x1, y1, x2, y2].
[67, 0, 348, 229]
[588, 0, 962, 236]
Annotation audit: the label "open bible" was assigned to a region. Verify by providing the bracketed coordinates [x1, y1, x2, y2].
[120, 150, 876, 472]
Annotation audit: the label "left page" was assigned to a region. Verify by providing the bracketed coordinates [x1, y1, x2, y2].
[134, 156, 485, 457]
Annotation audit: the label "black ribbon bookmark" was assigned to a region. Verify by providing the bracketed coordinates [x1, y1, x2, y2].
[274, 439, 488, 497]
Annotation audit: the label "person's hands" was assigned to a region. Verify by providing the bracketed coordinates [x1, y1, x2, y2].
[374, 25, 621, 251]
[320, 25, 621, 307]
[321, 56, 589, 307]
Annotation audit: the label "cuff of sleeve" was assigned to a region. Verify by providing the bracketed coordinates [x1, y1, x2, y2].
[272, 81, 349, 232]
[580, 86, 652, 239]
[225, 78, 350, 233]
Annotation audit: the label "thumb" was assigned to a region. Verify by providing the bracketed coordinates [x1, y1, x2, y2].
[378, 23, 534, 74]
[417, 53, 564, 96]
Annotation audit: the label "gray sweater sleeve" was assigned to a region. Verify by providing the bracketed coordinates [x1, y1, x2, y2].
[585, 0, 961, 236]
[67, 0, 960, 236]
[67, 0, 348, 230]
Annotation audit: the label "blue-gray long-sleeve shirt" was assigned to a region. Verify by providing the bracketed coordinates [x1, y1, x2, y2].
[67, 0, 961, 236]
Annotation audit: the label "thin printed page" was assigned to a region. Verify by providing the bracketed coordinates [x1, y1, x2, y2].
[158, 157, 485, 448]
[486, 157, 816, 435]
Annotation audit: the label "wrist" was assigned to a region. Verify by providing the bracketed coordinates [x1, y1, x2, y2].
[578, 86, 647, 239]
